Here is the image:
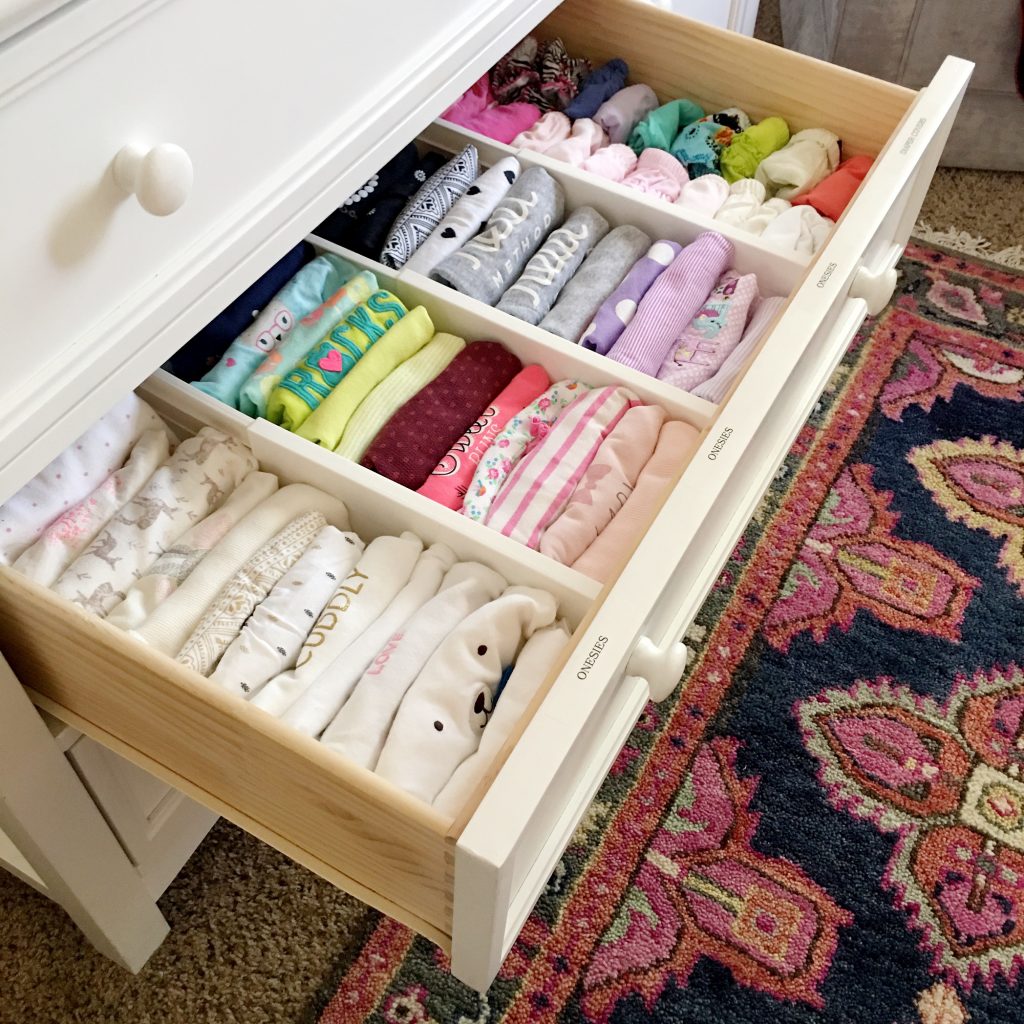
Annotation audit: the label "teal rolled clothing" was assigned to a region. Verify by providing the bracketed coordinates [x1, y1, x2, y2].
[192, 254, 353, 409]
[670, 108, 751, 178]
[627, 99, 705, 155]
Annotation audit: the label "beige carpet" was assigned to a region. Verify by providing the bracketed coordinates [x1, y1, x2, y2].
[3, 14, 1024, 1024]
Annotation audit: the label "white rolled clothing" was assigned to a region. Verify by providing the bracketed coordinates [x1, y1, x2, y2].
[319, 561, 508, 769]
[279, 543, 457, 737]
[251, 531, 424, 718]
[375, 585, 558, 803]
[433, 620, 570, 819]
[206, 525, 364, 699]
[130, 483, 350, 654]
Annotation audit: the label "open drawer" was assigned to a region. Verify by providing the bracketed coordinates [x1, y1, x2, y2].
[0, 0, 971, 995]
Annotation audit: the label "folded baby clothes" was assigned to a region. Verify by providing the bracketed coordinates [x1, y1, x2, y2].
[580, 144, 639, 182]
[294, 307, 434, 451]
[208, 525, 364, 699]
[193, 255, 353, 408]
[628, 98, 705, 155]
[580, 239, 682, 354]
[791, 154, 872, 220]
[53, 428, 257, 617]
[462, 379, 590, 523]
[251, 531, 423, 717]
[335, 333, 465, 462]
[380, 146, 479, 270]
[538, 404, 666, 566]
[676, 174, 730, 217]
[267, 291, 408, 431]
[671, 108, 751, 178]
[491, 36, 540, 104]
[105, 472, 279, 631]
[691, 295, 786, 404]
[656, 271, 760, 390]
[0, 394, 168, 566]
[404, 158, 521, 278]
[361, 342, 522, 490]
[573, 420, 700, 580]
[432, 166, 566, 307]
[418, 364, 550, 510]
[496, 206, 610, 326]
[440, 75, 541, 145]
[486, 385, 639, 548]
[375, 585, 558, 803]
[13, 429, 171, 587]
[714, 177, 768, 230]
[746, 197, 792, 235]
[529, 38, 591, 111]
[237, 269, 377, 419]
[130, 483, 349, 655]
[177, 511, 326, 676]
[279, 543, 456, 737]
[564, 58, 629, 120]
[165, 242, 314, 382]
[321, 562, 507, 768]
[719, 116, 790, 183]
[594, 84, 659, 145]
[755, 128, 840, 200]
[511, 111, 572, 153]
[538, 225, 652, 343]
[621, 148, 689, 202]
[433, 619, 570, 817]
[760, 204, 834, 255]
[607, 231, 734, 377]
[544, 119, 610, 166]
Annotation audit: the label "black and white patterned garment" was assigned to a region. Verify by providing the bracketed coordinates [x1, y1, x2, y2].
[379, 144, 479, 269]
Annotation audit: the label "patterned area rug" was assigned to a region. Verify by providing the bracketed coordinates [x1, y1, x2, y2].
[317, 242, 1024, 1024]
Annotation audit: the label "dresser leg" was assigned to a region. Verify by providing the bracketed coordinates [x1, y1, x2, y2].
[0, 655, 169, 972]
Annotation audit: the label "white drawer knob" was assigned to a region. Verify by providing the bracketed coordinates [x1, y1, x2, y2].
[113, 142, 193, 216]
[627, 636, 689, 702]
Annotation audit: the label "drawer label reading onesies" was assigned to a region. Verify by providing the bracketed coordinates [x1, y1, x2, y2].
[707, 427, 734, 461]
[577, 636, 610, 680]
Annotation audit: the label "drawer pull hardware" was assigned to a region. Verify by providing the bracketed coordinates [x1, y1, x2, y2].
[626, 636, 689, 702]
[848, 263, 898, 317]
[113, 143, 193, 217]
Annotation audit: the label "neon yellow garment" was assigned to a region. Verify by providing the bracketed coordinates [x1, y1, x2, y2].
[720, 116, 790, 184]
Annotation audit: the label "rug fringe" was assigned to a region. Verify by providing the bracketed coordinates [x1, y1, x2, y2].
[913, 222, 1024, 270]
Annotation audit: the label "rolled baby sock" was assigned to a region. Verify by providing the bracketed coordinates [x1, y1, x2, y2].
[418, 364, 550, 509]
[192, 255, 352, 408]
[380, 145, 479, 269]
[266, 291, 408, 432]
[279, 543, 456, 737]
[656, 271, 760, 391]
[719, 116, 791, 183]
[206, 525, 365, 700]
[462, 379, 590, 523]
[496, 206, 610, 326]
[538, 224, 652, 343]
[294, 306, 435, 451]
[594, 84, 659, 145]
[539, 404, 665, 566]
[691, 295, 786, 404]
[511, 111, 572, 152]
[251, 531, 423, 717]
[129, 483, 350, 654]
[544, 119, 609, 166]
[404, 158, 521, 277]
[432, 166, 566, 306]
[491, 35, 540, 104]
[746, 196, 792, 236]
[374, 585, 558, 802]
[361, 342, 523, 490]
[676, 174, 730, 217]
[580, 143, 638, 182]
[105, 472, 279, 631]
[580, 239, 681, 354]
[433, 620, 570, 818]
[621, 148, 690, 202]
[237, 270, 378, 419]
[755, 127, 840, 200]
[760, 204, 834, 255]
[321, 561, 507, 769]
[335, 333, 465, 462]
[564, 58, 629, 119]
[177, 510, 326, 676]
[607, 231, 734, 377]
[671, 108, 751, 178]
[573, 420, 701, 581]
[628, 98, 705, 155]
[791, 154, 872, 220]
[485, 385, 640, 549]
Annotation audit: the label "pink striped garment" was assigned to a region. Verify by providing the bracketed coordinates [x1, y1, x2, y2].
[484, 385, 640, 549]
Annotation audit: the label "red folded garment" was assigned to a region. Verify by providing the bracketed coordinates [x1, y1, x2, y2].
[791, 155, 873, 221]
